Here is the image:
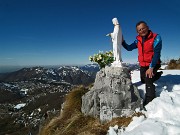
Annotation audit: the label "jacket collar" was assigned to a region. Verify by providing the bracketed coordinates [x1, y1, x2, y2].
[136, 30, 153, 41]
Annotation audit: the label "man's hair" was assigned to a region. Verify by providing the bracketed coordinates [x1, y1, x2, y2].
[136, 21, 147, 27]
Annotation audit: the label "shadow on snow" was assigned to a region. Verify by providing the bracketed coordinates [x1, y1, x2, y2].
[133, 74, 180, 99]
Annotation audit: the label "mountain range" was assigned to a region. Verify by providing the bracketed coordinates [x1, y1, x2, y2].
[0, 63, 139, 135]
[0, 64, 100, 85]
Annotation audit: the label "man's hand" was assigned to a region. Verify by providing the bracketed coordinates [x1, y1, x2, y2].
[146, 68, 154, 78]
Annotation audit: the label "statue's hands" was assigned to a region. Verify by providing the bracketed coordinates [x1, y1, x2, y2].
[106, 33, 111, 37]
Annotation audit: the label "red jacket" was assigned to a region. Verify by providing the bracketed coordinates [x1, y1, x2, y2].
[136, 31, 157, 67]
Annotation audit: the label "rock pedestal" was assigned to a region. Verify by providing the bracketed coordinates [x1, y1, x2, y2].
[81, 66, 142, 123]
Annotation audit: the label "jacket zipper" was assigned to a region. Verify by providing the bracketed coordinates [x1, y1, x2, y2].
[142, 37, 145, 64]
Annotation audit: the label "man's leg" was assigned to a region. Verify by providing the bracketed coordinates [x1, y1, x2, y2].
[153, 71, 163, 82]
[140, 66, 148, 84]
[144, 76, 155, 106]
[140, 66, 160, 106]
[153, 64, 163, 82]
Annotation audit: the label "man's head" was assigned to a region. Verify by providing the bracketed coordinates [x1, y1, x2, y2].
[136, 21, 149, 37]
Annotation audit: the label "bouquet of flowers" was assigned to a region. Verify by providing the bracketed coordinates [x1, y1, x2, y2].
[89, 50, 114, 69]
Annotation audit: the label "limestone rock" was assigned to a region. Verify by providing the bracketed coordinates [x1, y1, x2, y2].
[81, 66, 142, 123]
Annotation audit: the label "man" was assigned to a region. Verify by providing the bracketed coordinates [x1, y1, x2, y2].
[122, 21, 162, 106]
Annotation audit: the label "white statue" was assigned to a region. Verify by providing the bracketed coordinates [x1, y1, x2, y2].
[106, 18, 122, 67]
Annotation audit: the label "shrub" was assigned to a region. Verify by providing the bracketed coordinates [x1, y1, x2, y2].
[167, 58, 180, 69]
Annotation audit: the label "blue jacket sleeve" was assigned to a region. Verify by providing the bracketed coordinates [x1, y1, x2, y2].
[149, 35, 162, 68]
[122, 40, 138, 51]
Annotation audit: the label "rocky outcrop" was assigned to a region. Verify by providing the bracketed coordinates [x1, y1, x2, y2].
[81, 66, 142, 123]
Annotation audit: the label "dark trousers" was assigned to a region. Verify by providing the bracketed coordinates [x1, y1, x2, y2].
[140, 64, 161, 106]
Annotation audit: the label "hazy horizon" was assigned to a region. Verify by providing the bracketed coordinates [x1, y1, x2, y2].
[0, 62, 105, 73]
[0, 64, 89, 73]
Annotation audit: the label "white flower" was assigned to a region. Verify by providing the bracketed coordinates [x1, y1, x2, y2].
[89, 50, 114, 68]
[99, 55, 102, 59]
[89, 56, 92, 61]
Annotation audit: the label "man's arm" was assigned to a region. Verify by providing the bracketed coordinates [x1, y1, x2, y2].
[146, 35, 162, 78]
[149, 35, 162, 68]
[122, 40, 138, 51]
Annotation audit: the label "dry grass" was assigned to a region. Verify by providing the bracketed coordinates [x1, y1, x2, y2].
[38, 85, 144, 135]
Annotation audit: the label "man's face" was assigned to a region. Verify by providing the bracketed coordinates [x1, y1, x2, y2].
[136, 23, 149, 37]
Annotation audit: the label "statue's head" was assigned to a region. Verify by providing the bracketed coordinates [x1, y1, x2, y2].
[112, 18, 119, 25]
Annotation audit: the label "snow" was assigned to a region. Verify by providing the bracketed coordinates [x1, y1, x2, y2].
[46, 69, 56, 75]
[72, 66, 80, 71]
[84, 63, 98, 68]
[63, 70, 67, 76]
[35, 68, 43, 74]
[14, 103, 26, 110]
[160, 65, 168, 69]
[107, 69, 180, 135]
[20, 88, 28, 94]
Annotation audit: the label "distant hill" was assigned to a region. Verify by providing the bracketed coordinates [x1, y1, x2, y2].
[0, 64, 100, 85]
[0, 63, 140, 84]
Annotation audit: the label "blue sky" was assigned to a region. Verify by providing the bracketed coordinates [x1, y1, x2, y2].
[0, 0, 180, 67]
